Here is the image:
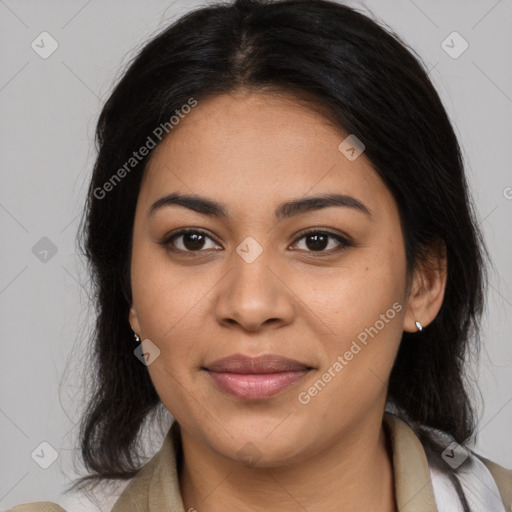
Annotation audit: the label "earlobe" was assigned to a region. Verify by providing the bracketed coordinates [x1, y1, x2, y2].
[403, 240, 447, 333]
[129, 305, 141, 337]
[403, 283, 425, 333]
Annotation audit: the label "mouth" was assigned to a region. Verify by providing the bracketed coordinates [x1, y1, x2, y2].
[202, 354, 313, 400]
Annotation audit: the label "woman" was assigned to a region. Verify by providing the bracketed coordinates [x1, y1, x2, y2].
[8, 0, 511, 511]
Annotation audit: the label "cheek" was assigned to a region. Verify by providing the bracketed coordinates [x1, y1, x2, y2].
[130, 245, 216, 400]
[293, 252, 406, 339]
[130, 250, 211, 419]
[293, 245, 406, 386]
[292, 267, 404, 424]
[131, 237, 210, 337]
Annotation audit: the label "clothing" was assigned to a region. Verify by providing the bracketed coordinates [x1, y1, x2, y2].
[6, 412, 512, 512]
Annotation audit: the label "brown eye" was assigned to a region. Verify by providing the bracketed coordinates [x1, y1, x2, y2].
[162, 229, 221, 253]
[291, 230, 352, 254]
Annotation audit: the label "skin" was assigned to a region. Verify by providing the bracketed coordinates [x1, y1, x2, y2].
[129, 89, 447, 511]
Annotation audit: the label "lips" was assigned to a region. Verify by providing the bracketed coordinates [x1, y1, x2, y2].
[205, 354, 311, 373]
[203, 354, 313, 400]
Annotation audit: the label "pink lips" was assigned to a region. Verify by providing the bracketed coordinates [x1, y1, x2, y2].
[203, 354, 312, 400]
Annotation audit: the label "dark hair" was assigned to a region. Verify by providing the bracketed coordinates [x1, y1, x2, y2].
[68, 0, 488, 497]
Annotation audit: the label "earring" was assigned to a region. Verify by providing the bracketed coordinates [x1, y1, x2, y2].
[415, 321, 423, 332]
[133, 332, 140, 342]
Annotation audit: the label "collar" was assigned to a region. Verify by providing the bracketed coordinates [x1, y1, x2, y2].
[112, 412, 438, 512]
[383, 412, 438, 511]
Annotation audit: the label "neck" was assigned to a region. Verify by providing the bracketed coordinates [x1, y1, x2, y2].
[178, 413, 396, 512]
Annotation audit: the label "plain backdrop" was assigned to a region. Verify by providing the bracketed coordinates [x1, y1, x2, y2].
[1, 0, 511, 510]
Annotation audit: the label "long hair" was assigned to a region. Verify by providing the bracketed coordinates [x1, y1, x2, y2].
[68, 0, 488, 497]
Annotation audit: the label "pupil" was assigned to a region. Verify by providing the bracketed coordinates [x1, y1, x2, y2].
[184, 233, 205, 250]
[306, 233, 327, 251]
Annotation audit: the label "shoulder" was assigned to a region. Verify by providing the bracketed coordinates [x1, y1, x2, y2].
[477, 455, 512, 508]
[383, 411, 512, 510]
[5, 503, 67, 512]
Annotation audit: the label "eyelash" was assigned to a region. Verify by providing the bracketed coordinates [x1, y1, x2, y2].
[160, 228, 353, 257]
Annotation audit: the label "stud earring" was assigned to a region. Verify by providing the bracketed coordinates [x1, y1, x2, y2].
[415, 321, 423, 332]
[133, 332, 140, 342]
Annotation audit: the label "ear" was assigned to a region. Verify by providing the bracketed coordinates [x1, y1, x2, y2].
[403, 239, 447, 333]
[129, 304, 141, 337]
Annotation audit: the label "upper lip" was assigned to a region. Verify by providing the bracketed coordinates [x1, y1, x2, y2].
[204, 354, 312, 374]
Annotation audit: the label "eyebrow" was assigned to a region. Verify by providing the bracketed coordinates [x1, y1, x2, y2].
[148, 192, 372, 220]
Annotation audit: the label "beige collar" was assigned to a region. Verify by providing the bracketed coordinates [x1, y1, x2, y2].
[383, 412, 438, 511]
[112, 412, 438, 512]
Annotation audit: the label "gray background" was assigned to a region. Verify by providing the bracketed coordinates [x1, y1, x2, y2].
[1, 0, 511, 510]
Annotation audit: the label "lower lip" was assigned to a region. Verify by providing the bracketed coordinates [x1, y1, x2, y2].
[205, 370, 310, 400]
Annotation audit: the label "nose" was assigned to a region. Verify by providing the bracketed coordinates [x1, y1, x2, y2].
[214, 248, 295, 333]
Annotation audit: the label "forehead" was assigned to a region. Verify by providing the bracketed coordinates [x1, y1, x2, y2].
[139, 91, 393, 219]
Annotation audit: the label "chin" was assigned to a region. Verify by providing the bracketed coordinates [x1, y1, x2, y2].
[204, 419, 314, 468]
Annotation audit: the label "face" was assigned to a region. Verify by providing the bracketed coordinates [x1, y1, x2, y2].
[129, 89, 412, 467]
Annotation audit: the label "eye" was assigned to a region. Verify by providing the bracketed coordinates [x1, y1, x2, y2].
[291, 229, 352, 255]
[161, 228, 221, 254]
